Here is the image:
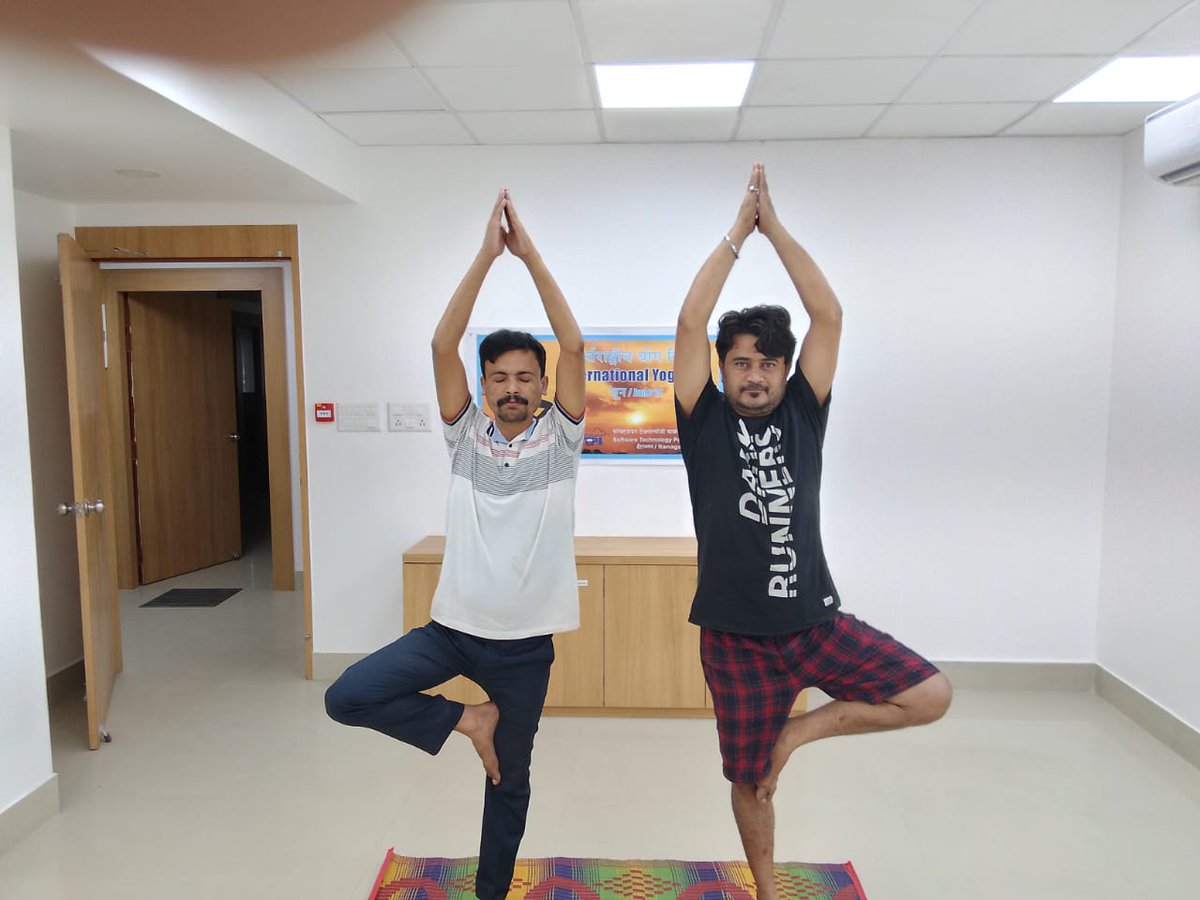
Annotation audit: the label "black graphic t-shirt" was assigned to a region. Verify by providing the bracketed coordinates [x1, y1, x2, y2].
[675, 370, 841, 635]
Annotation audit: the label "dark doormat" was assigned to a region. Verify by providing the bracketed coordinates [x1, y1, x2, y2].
[140, 588, 241, 608]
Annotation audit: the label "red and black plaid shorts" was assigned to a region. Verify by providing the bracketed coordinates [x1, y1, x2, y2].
[701, 612, 940, 785]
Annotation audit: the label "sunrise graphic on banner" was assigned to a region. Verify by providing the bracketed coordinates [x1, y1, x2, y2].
[473, 331, 719, 460]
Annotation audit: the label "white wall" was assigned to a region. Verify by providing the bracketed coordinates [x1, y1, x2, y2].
[15, 189, 82, 677]
[0, 130, 56, 817]
[76, 137, 1122, 663]
[1098, 130, 1200, 731]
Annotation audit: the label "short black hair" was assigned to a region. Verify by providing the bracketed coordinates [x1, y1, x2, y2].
[479, 329, 547, 377]
[715, 305, 797, 366]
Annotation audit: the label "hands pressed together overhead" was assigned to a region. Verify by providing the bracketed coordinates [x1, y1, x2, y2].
[730, 162, 784, 249]
[482, 189, 539, 262]
[483, 169, 780, 266]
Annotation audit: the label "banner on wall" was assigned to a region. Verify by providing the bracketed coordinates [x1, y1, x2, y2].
[470, 329, 719, 461]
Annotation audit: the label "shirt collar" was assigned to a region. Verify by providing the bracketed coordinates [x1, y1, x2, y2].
[487, 414, 539, 446]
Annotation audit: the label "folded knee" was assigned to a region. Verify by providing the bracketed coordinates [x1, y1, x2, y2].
[324, 680, 363, 725]
[911, 673, 953, 725]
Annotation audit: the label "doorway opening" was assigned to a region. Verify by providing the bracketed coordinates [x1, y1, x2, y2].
[53, 226, 315, 753]
[123, 290, 272, 584]
[231, 293, 270, 557]
[99, 265, 296, 597]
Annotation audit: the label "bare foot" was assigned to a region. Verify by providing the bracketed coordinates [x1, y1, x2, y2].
[455, 701, 501, 785]
[756, 717, 805, 801]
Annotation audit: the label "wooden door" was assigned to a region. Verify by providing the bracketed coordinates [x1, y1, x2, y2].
[603, 565, 706, 709]
[58, 235, 122, 750]
[127, 293, 241, 582]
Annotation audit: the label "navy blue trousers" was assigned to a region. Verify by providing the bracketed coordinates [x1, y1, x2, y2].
[324, 620, 554, 900]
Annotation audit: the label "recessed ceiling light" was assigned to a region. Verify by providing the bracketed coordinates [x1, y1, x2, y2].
[1055, 56, 1200, 103]
[115, 168, 163, 179]
[595, 62, 754, 109]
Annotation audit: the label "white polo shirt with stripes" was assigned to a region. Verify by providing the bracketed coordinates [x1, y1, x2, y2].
[430, 398, 585, 640]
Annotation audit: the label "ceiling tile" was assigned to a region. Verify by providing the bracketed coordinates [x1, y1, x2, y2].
[870, 102, 1033, 136]
[260, 30, 411, 70]
[768, 0, 983, 59]
[322, 111, 474, 145]
[1002, 101, 1168, 135]
[265, 68, 442, 113]
[1126, 1, 1200, 54]
[748, 59, 928, 105]
[424, 67, 593, 112]
[578, 0, 775, 63]
[392, 0, 583, 67]
[459, 110, 600, 144]
[944, 0, 1189, 55]
[602, 109, 738, 142]
[903, 56, 1107, 103]
[736, 105, 884, 140]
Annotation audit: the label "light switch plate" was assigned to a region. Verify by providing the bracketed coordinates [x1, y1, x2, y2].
[389, 402, 431, 432]
[336, 402, 381, 432]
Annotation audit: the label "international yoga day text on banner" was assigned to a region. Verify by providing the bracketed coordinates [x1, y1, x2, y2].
[471, 329, 719, 461]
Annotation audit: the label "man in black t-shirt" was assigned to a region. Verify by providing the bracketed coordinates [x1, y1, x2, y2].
[674, 164, 953, 900]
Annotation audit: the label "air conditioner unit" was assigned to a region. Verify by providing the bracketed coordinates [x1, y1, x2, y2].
[1145, 92, 1200, 186]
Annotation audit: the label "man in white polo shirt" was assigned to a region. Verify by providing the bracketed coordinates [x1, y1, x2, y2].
[325, 189, 585, 900]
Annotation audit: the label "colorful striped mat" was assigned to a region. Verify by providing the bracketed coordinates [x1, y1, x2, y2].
[370, 852, 866, 900]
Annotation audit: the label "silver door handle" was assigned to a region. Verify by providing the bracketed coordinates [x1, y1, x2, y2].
[228, 433, 240, 441]
[57, 499, 105, 517]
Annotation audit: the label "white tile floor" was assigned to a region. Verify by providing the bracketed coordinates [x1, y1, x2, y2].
[1, 544, 1197, 899]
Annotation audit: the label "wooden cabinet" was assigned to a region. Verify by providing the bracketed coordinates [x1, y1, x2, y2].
[545, 564, 604, 708]
[401, 563, 487, 705]
[402, 536, 804, 717]
[603, 565, 705, 709]
[401, 550, 610, 710]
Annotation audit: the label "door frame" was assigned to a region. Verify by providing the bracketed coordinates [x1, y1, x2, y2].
[102, 268, 292, 588]
[76, 225, 315, 678]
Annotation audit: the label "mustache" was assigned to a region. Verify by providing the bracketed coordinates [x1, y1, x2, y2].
[498, 396, 529, 406]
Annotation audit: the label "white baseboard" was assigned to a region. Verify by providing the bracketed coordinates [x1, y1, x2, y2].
[932, 660, 1095, 691]
[1095, 667, 1200, 770]
[0, 775, 59, 856]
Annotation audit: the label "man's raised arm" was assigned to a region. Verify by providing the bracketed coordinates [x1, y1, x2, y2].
[502, 191, 586, 420]
[674, 164, 762, 417]
[755, 167, 842, 406]
[431, 191, 506, 421]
